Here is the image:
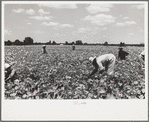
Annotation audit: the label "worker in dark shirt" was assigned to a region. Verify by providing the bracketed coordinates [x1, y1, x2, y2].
[118, 48, 129, 60]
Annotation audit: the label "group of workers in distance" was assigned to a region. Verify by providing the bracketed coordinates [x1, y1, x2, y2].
[5, 44, 145, 84]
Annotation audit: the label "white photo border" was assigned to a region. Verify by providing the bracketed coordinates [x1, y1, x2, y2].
[1, 1, 148, 121]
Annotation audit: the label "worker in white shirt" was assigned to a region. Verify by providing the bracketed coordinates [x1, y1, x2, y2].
[42, 45, 47, 54]
[72, 44, 75, 50]
[139, 50, 145, 61]
[5, 62, 17, 82]
[88, 54, 116, 78]
[139, 50, 145, 69]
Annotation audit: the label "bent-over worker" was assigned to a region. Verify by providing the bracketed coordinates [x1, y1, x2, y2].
[88, 54, 116, 78]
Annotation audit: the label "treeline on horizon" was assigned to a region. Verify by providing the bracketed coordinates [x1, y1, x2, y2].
[5, 37, 144, 47]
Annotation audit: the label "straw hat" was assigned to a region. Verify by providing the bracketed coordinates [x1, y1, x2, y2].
[4, 63, 10, 70]
[141, 50, 145, 55]
[43, 45, 46, 47]
[5, 62, 16, 70]
[89, 56, 96, 63]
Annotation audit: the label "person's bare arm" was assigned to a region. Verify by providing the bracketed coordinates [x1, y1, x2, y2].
[89, 68, 98, 78]
[124, 51, 129, 56]
[88, 58, 99, 78]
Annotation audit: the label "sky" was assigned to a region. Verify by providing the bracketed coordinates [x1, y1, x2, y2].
[3, 1, 147, 44]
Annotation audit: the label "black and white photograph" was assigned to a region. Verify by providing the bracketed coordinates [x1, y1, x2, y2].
[1, 1, 148, 121]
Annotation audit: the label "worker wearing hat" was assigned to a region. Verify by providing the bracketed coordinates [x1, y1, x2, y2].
[139, 50, 145, 61]
[139, 50, 145, 69]
[118, 47, 129, 60]
[5, 62, 17, 82]
[88, 54, 116, 78]
[42, 45, 47, 54]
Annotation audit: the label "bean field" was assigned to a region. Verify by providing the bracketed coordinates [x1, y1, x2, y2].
[4, 45, 145, 99]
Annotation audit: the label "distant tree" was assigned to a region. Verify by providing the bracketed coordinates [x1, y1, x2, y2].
[46, 41, 51, 45]
[34, 42, 42, 45]
[122, 42, 124, 46]
[120, 42, 122, 47]
[140, 43, 144, 47]
[52, 41, 56, 45]
[104, 41, 108, 46]
[76, 40, 83, 45]
[5, 40, 12, 46]
[14, 39, 22, 45]
[23, 37, 34, 45]
[65, 41, 68, 45]
[120, 42, 125, 47]
[71, 41, 75, 45]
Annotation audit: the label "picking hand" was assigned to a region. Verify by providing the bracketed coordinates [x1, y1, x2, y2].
[99, 69, 103, 74]
[88, 74, 94, 79]
[5, 77, 10, 82]
[82, 74, 89, 80]
[99, 69, 105, 74]
[88, 75, 91, 79]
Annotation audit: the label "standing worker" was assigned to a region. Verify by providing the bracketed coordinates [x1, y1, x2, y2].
[72, 44, 75, 50]
[88, 54, 116, 78]
[118, 47, 129, 60]
[42, 45, 47, 54]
